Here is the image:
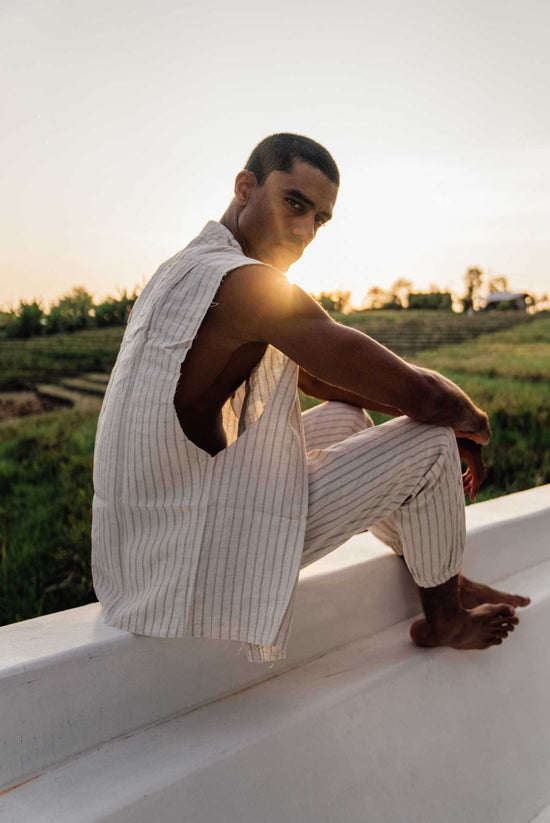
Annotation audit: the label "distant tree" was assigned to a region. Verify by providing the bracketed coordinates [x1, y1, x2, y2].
[94, 287, 139, 327]
[5, 300, 45, 339]
[533, 292, 550, 312]
[389, 278, 413, 309]
[46, 287, 94, 334]
[462, 267, 483, 312]
[312, 290, 351, 313]
[381, 295, 402, 310]
[332, 290, 351, 313]
[362, 286, 390, 310]
[408, 291, 453, 311]
[487, 275, 509, 293]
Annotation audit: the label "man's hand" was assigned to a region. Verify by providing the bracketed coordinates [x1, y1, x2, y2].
[453, 410, 492, 446]
[456, 438, 486, 502]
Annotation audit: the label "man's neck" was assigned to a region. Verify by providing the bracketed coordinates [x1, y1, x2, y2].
[219, 204, 250, 257]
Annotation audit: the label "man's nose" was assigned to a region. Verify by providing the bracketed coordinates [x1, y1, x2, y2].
[292, 216, 316, 245]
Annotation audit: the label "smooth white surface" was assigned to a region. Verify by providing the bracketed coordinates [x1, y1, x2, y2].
[2, 559, 549, 823]
[0, 485, 549, 821]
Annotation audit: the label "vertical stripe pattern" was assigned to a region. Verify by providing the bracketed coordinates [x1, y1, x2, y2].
[247, 402, 465, 662]
[92, 222, 308, 662]
[300, 401, 465, 584]
[93, 222, 466, 664]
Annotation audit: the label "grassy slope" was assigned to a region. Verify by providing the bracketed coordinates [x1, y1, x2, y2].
[413, 315, 550, 500]
[0, 309, 530, 390]
[0, 409, 97, 622]
[0, 326, 124, 390]
[0, 313, 548, 624]
[415, 316, 550, 381]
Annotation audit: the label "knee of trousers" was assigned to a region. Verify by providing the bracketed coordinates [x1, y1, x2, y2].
[324, 401, 374, 430]
[420, 423, 462, 484]
[393, 420, 462, 497]
[412, 421, 457, 452]
[435, 423, 460, 462]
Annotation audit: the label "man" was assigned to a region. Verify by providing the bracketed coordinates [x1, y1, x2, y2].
[92, 133, 529, 663]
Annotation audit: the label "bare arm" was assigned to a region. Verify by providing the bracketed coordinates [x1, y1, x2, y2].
[217, 266, 490, 443]
[298, 368, 403, 417]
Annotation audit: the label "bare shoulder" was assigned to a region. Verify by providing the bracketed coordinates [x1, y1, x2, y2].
[218, 264, 295, 308]
[215, 264, 331, 344]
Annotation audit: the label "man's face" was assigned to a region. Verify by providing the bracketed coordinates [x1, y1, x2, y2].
[236, 159, 338, 272]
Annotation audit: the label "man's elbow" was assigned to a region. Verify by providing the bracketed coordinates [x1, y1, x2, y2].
[297, 369, 315, 395]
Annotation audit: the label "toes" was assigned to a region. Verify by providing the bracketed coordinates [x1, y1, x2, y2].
[494, 604, 516, 618]
[507, 594, 530, 607]
[490, 615, 519, 628]
[487, 628, 508, 639]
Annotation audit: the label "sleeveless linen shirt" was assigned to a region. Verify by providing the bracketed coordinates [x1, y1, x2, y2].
[91, 221, 309, 662]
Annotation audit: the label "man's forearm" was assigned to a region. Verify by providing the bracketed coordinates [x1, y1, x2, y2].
[298, 369, 402, 416]
[297, 328, 489, 442]
[299, 367, 485, 436]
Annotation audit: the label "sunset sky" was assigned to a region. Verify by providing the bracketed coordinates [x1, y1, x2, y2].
[1, 0, 549, 309]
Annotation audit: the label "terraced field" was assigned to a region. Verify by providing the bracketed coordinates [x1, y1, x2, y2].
[0, 326, 123, 392]
[0, 309, 532, 402]
[336, 308, 532, 356]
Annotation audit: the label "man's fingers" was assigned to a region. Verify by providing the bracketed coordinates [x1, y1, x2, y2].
[455, 415, 491, 446]
[455, 430, 490, 446]
[470, 450, 486, 484]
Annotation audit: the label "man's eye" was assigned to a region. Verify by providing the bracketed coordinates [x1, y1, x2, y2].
[285, 198, 301, 210]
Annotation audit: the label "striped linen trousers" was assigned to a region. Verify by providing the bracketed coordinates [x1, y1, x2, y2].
[247, 400, 466, 661]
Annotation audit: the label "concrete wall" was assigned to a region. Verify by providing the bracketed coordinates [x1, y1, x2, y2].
[1, 485, 549, 822]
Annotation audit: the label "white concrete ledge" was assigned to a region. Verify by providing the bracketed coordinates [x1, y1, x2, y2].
[0, 485, 549, 821]
[3, 559, 550, 823]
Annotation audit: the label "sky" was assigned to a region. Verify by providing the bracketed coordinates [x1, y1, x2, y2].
[1, 0, 549, 310]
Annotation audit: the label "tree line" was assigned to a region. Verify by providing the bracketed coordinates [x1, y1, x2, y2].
[2, 267, 547, 341]
[1, 286, 140, 340]
[313, 269, 547, 315]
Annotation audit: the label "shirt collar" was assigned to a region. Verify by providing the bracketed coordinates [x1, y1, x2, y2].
[199, 220, 243, 252]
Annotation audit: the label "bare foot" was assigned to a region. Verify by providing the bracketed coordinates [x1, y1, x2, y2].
[459, 575, 531, 610]
[410, 603, 518, 650]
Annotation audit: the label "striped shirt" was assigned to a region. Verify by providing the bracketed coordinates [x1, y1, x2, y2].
[91, 221, 309, 661]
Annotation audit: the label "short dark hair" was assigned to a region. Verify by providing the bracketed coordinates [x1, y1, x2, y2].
[244, 133, 340, 187]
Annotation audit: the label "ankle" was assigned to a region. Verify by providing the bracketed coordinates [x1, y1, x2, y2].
[418, 574, 463, 624]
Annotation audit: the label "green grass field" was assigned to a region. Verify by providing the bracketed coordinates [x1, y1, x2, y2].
[0, 408, 97, 623]
[0, 326, 124, 390]
[0, 311, 548, 625]
[0, 308, 533, 390]
[413, 315, 550, 501]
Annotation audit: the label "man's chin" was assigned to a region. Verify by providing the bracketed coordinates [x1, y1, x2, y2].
[276, 251, 301, 272]
[259, 247, 300, 272]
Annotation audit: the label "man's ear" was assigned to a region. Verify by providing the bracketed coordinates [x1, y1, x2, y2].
[234, 169, 257, 206]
